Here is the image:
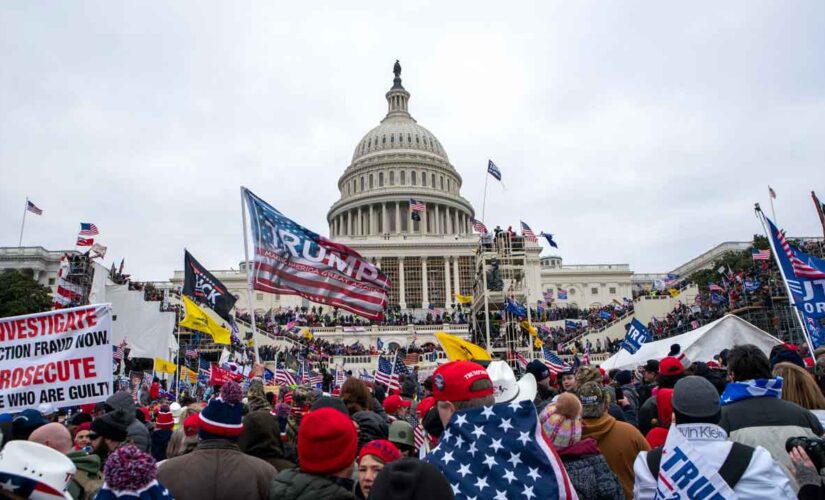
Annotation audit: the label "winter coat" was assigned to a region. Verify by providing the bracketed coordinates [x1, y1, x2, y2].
[557, 438, 625, 500]
[158, 439, 278, 500]
[637, 395, 657, 436]
[352, 411, 388, 449]
[150, 382, 160, 401]
[719, 395, 824, 491]
[66, 451, 102, 500]
[582, 413, 650, 500]
[239, 411, 296, 472]
[268, 469, 356, 500]
[151, 429, 173, 462]
[633, 423, 795, 499]
[105, 391, 150, 452]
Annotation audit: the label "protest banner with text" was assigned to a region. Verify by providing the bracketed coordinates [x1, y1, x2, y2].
[0, 304, 113, 413]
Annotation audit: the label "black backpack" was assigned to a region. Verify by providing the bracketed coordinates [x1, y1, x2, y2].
[646, 442, 755, 489]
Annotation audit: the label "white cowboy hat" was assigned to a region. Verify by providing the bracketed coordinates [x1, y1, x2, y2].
[0, 440, 76, 499]
[487, 361, 538, 404]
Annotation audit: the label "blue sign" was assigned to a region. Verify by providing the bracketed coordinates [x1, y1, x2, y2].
[622, 318, 652, 354]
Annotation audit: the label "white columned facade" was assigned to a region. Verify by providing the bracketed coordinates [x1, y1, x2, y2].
[357, 207, 362, 236]
[382, 203, 388, 233]
[434, 204, 440, 234]
[453, 257, 460, 295]
[444, 258, 451, 307]
[421, 258, 429, 307]
[395, 202, 401, 234]
[369, 205, 375, 235]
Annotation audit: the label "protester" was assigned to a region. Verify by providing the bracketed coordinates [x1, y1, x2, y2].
[719, 344, 823, 489]
[576, 366, 633, 425]
[644, 388, 673, 448]
[96, 445, 174, 500]
[369, 458, 455, 500]
[526, 359, 556, 412]
[790, 446, 825, 500]
[105, 391, 150, 452]
[0, 440, 77, 499]
[387, 420, 417, 457]
[540, 393, 625, 499]
[238, 410, 295, 472]
[28, 422, 103, 500]
[633, 376, 795, 499]
[636, 360, 658, 404]
[356, 439, 401, 498]
[151, 405, 175, 462]
[772, 361, 825, 428]
[559, 367, 577, 394]
[577, 381, 649, 499]
[158, 381, 277, 500]
[638, 356, 684, 436]
[269, 407, 358, 499]
[10, 408, 47, 441]
[91, 409, 131, 464]
[613, 370, 639, 411]
[382, 395, 411, 421]
[75, 422, 93, 451]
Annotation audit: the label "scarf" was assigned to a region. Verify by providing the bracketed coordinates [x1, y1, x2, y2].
[720, 377, 783, 406]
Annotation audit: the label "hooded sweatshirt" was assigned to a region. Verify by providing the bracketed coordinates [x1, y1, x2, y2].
[582, 414, 649, 500]
[239, 411, 296, 472]
[556, 438, 625, 500]
[66, 451, 103, 500]
[351, 411, 388, 449]
[106, 391, 150, 452]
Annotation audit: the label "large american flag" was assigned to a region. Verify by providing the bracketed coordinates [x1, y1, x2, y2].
[472, 219, 488, 234]
[244, 188, 390, 320]
[26, 200, 43, 215]
[79, 222, 99, 236]
[409, 199, 426, 212]
[275, 359, 297, 386]
[425, 400, 575, 499]
[542, 346, 571, 374]
[520, 221, 537, 242]
[773, 222, 825, 279]
[374, 353, 408, 391]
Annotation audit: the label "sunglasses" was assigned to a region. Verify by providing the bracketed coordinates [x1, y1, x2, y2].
[87, 432, 99, 440]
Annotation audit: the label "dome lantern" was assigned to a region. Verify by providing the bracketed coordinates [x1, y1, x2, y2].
[384, 60, 411, 120]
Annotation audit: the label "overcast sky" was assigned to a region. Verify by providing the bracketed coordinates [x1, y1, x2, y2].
[2, 1, 823, 280]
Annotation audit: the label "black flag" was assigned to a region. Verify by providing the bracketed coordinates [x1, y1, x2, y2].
[183, 250, 237, 322]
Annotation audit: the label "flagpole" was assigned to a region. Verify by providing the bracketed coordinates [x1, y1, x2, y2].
[481, 167, 489, 223]
[240, 187, 262, 362]
[175, 305, 182, 393]
[769, 188, 778, 226]
[481, 257, 491, 351]
[18, 197, 28, 247]
[755, 205, 812, 352]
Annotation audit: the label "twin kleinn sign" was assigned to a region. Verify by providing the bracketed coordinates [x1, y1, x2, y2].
[0, 304, 113, 413]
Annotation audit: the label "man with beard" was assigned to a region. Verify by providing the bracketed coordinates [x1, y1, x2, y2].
[89, 409, 130, 464]
[526, 359, 557, 412]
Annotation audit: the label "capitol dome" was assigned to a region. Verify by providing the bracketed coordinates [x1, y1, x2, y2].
[327, 61, 475, 240]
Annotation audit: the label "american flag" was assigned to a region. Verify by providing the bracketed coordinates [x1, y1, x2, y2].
[414, 424, 425, 450]
[513, 351, 530, 369]
[26, 200, 43, 215]
[76, 237, 94, 247]
[487, 159, 502, 181]
[185, 345, 198, 358]
[244, 188, 389, 321]
[709, 283, 726, 293]
[425, 400, 575, 499]
[358, 368, 374, 383]
[472, 218, 488, 233]
[542, 346, 571, 374]
[410, 199, 426, 212]
[79, 222, 99, 236]
[752, 248, 771, 261]
[769, 186, 776, 199]
[374, 353, 408, 391]
[112, 339, 127, 361]
[771, 220, 825, 279]
[264, 368, 275, 386]
[299, 360, 323, 386]
[275, 360, 297, 386]
[520, 221, 537, 242]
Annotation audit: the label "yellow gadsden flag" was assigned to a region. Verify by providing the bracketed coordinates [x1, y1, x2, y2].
[668, 288, 680, 298]
[453, 293, 473, 305]
[154, 358, 177, 375]
[180, 366, 197, 384]
[179, 295, 231, 345]
[435, 332, 491, 362]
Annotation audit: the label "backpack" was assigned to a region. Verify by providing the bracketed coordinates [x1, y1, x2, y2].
[646, 442, 755, 489]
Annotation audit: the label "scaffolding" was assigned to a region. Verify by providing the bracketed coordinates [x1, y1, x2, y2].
[63, 253, 96, 306]
[470, 232, 533, 363]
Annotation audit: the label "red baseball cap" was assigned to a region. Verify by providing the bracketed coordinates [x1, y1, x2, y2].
[417, 396, 436, 419]
[382, 395, 411, 415]
[659, 356, 685, 376]
[432, 360, 493, 402]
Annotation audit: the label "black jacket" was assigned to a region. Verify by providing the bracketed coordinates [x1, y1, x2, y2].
[269, 469, 355, 500]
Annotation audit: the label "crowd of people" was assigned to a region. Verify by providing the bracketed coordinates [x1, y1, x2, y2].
[5, 341, 825, 499]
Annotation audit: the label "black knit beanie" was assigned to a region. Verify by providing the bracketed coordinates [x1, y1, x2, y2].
[92, 409, 130, 442]
[370, 457, 454, 500]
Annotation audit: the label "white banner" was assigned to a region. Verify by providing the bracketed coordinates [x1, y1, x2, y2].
[0, 304, 113, 413]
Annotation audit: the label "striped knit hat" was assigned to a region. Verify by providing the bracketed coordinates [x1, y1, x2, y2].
[198, 382, 244, 440]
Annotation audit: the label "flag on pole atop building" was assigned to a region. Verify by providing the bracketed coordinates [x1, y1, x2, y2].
[409, 199, 426, 212]
[243, 188, 390, 321]
[487, 159, 502, 181]
[90, 243, 107, 259]
[520, 221, 537, 242]
[79, 222, 99, 236]
[472, 218, 488, 233]
[76, 237, 94, 247]
[769, 186, 777, 199]
[26, 200, 43, 215]
[540, 232, 559, 248]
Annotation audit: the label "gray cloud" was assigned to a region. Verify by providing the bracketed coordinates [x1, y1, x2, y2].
[1, 1, 823, 280]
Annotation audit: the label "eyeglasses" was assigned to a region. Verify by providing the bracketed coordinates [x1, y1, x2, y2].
[87, 433, 99, 440]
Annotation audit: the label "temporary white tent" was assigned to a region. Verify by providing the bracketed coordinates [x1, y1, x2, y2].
[106, 284, 178, 360]
[600, 314, 782, 371]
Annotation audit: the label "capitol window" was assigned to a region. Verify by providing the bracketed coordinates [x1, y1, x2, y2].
[431, 173, 436, 187]
[401, 171, 406, 185]
[360, 177, 364, 191]
[379, 172, 384, 187]
[416, 135, 420, 144]
[390, 171, 395, 185]
[369, 175, 374, 189]
[411, 171, 417, 185]
[610, 287, 617, 294]
[440, 176, 444, 190]
[591, 287, 598, 295]
[422, 172, 427, 186]
[382, 135, 386, 144]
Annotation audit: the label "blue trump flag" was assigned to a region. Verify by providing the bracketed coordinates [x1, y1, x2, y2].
[425, 400, 574, 499]
[764, 215, 825, 349]
[540, 232, 558, 248]
[598, 310, 612, 321]
[622, 318, 652, 354]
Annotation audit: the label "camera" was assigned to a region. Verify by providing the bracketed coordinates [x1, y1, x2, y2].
[786, 436, 825, 471]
